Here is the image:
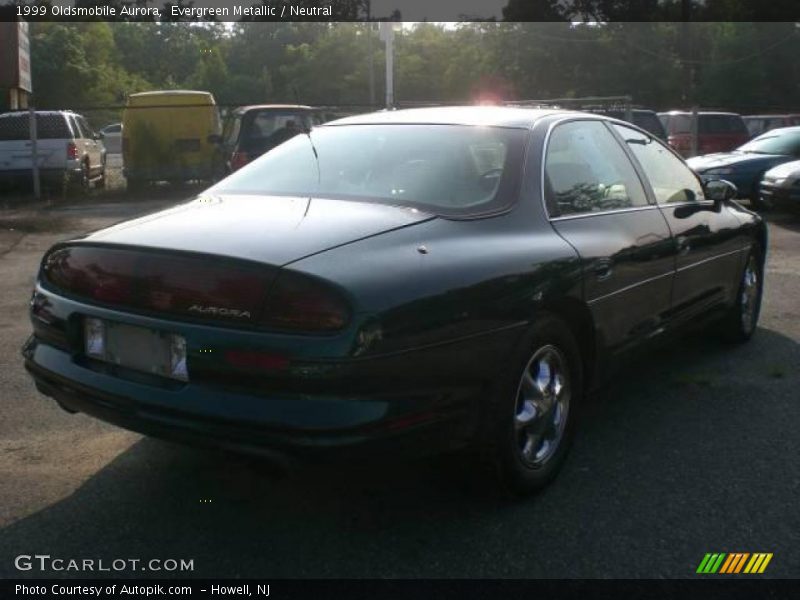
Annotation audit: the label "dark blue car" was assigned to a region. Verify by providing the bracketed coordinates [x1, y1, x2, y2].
[687, 126, 800, 209]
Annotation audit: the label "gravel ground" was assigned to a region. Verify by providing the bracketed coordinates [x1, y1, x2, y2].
[0, 199, 797, 579]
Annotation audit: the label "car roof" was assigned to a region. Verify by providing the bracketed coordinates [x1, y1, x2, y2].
[326, 106, 574, 129]
[753, 125, 800, 136]
[657, 111, 742, 117]
[744, 114, 800, 118]
[0, 110, 78, 118]
[235, 104, 314, 113]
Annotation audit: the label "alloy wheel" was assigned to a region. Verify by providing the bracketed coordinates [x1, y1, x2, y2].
[514, 344, 571, 468]
[740, 255, 760, 335]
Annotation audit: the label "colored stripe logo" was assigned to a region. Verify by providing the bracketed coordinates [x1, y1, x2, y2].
[697, 553, 773, 574]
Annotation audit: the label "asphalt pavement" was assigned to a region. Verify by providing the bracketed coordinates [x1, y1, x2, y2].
[0, 200, 797, 578]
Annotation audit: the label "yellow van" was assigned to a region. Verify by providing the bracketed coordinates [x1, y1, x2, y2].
[122, 90, 222, 190]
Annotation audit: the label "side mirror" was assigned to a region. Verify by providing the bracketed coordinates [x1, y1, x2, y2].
[93, 133, 102, 141]
[207, 134, 223, 145]
[704, 178, 737, 205]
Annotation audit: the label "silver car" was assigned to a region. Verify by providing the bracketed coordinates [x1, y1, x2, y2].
[99, 122, 122, 154]
[760, 160, 800, 209]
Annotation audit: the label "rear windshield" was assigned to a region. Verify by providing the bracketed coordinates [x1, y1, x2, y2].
[0, 113, 72, 140]
[239, 110, 313, 149]
[211, 124, 527, 218]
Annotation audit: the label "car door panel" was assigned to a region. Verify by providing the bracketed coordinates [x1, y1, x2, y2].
[611, 123, 750, 326]
[552, 209, 675, 354]
[659, 203, 749, 321]
[542, 119, 675, 356]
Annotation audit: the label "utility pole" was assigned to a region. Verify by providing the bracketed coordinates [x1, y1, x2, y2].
[29, 105, 40, 200]
[681, 0, 698, 157]
[379, 22, 395, 109]
[367, 1, 375, 107]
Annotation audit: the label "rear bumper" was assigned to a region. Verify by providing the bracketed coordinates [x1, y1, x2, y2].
[123, 163, 215, 183]
[22, 329, 486, 464]
[0, 167, 81, 187]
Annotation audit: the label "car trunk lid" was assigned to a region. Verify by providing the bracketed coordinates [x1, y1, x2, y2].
[83, 194, 435, 266]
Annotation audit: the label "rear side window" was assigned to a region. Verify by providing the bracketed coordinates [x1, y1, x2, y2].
[76, 116, 95, 139]
[544, 120, 648, 217]
[0, 113, 71, 140]
[613, 124, 705, 204]
[698, 115, 748, 135]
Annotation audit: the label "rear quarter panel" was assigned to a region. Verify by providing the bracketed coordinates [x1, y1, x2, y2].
[286, 213, 582, 383]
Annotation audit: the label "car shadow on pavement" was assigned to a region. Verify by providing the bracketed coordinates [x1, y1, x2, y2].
[1, 328, 798, 578]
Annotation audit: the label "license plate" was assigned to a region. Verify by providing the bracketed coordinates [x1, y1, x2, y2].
[84, 318, 188, 381]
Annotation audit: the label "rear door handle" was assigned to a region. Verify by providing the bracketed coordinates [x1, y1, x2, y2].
[676, 236, 691, 255]
[594, 259, 613, 281]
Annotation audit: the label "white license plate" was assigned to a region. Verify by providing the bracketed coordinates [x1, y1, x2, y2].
[84, 318, 188, 381]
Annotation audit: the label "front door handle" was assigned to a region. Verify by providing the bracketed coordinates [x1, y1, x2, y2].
[594, 259, 613, 281]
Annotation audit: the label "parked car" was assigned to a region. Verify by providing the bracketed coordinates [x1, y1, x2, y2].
[658, 111, 750, 157]
[0, 110, 105, 193]
[23, 107, 765, 495]
[743, 114, 800, 138]
[759, 159, 800, 210]
[99, 122, 122, 154]
[220, 104, 324, 172]
[687, 126, 800, 208]
[122, 90, 223, 190]
[587, 108, 667, 140]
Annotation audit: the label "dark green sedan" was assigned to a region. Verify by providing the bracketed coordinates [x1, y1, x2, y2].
[23, 107, 766, 495]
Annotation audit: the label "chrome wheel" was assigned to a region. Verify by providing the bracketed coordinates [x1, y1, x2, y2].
[740, 255, 759, 335]
[514, 345, 570, 468]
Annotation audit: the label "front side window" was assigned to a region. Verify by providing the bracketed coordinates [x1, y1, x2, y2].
[544, 120, 648, 217]
[613, 124, 705, 204]
[211, 124, 527, 218]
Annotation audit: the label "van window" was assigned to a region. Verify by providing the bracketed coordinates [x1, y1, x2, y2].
[0, 114, 71, 140]
[698, 115, 748, 135]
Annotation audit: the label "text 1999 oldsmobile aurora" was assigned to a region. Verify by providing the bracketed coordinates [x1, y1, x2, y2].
[23, 108, 766, 495]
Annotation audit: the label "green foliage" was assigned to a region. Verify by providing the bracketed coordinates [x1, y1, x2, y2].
[25, 21, 800, 115]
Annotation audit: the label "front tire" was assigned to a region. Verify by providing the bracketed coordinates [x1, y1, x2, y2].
[480, 316, 583, 496]
[720, 246, 764, 343]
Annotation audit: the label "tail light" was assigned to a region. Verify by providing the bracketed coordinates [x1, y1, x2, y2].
[40, 245, 350, 333]
[41, 246, 273, 325]
[260, 271, 349, 332]
[230, 151, 249, 171]
[66, 142, 78, 160]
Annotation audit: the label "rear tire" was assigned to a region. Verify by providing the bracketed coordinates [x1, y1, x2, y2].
[478, 315, 583, 496]
[720, 245, 763, 343]
[66, 162, 90, 197]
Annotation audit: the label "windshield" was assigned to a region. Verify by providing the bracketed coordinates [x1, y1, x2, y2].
[210, 124, 527, 217]
[738, 129, 800, 155]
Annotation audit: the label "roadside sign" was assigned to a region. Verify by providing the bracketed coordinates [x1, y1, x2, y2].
[0, 19, 32, 93]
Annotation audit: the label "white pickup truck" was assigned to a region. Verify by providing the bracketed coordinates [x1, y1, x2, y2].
[0, 110, 106, 194]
